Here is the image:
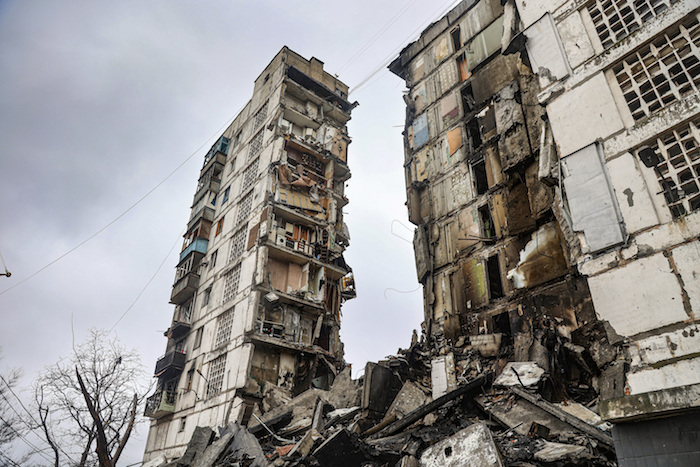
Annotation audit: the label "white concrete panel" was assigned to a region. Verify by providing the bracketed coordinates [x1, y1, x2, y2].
[606, 153, 660, 234]
[562, 144, 624, 252]
[635, 211, 700, 252]
[627, 357, 700, 395]
[524, 13, 570, 88]
[672, 241, 700, 314]
[588, 253, 688, 337]
[514, 0, 568, 29]
[558, 11, 595, 69]
[628, 324, 700, 369]
[548, 72, 625, 156]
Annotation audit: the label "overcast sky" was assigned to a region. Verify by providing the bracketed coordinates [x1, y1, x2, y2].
[0, 1, 458, 463]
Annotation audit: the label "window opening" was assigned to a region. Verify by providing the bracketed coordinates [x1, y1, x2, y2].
[193, 327, 204, 349]
[461, 84, 475, 112]
[215, 217, 224, 236]
[237, 190, 254, 223]
[222, 187, 230, 204]
[228, 224, 248, 263]
[451, 27, 462, 51]
[478, 204, 495, 240]
[466, 119, 482, 151]
[487, 254, 504, 299]
[201, 287, 211, 307]
[209, 250, 218, 271]
[587, 0, 678, 49]
[186, 369, 194, 392]
[456, 53, 470, 82]
[473, 160, 489, 195]
[179, 416, 186, 432]
[222, 264, 242, 304]
[249, 130, 264, 160]
[206, 353, 227, 398]
[613, 16, 700, 121]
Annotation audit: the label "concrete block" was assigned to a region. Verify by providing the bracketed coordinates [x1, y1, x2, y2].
[627, 357, 700, 395]
[588, 253, 688, 337]
[672, 241, 700, 314]
[533, 441, 588, 463]
[578, 250, 619, 276]
[469, 334, 502, 357]
[558, 11, 595, 69]
[606, 152, 660, 235]
[419, 423, 503, 467]
[494, 362, 545, 387]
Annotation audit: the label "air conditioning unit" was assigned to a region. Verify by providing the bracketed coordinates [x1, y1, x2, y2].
[304, 128, 316, 141]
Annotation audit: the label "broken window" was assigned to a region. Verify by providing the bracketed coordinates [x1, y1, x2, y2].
[201, 287, 211, 307]
[461, 84, 475, 113]
[472, 159, 489, 196]
[451, 26, 461, 51]
[242, 158, 260, 192]
[465, 119, 482, 152]
[179, 416, 186, 432]
[222, 264, 241, 304]
[248, 130, 264, 160]
[478, 204, 495, 240]
[215, 217, 224, 236]
[215, 308, 235, 347]
[208, 250, 217, 271]
[253, 100, 269, 129]
[206, 353, 227, 398]
[228, 224, 248, 263]
[177, 299, 195, 323]
[237, 190, 254, 223]
[456, 53, 470, 82]
[638, 116, 700, 216]
[613, 15, 700, 121]
[486, 254, 504, 300]
[222, 186, 230, 204]
[185, 368, 194, 391]
[587, 0, 678, 49]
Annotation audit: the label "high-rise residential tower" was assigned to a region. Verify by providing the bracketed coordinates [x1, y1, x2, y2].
[143, 47, 357, 462]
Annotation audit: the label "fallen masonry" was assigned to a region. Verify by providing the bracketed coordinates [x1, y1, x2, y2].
[147, 338, 619, 466]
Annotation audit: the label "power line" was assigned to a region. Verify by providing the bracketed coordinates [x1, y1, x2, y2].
[350, 0, 462, 96]
[109, 227, 185, 332]
[0, 114, 238, 298]
[0, 449, 22, 467]
[335, 0, 423, 75]
[0, 414, 54, 463]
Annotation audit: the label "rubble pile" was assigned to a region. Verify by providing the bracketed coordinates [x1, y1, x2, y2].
[154, 330, 620, 466]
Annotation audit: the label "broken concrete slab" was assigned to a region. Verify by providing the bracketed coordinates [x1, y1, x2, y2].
[431, 354, 457, 398]
[419, 423, 503, 466]
[177, 426, 215, 466]
[384, 381, 429, 422]
[142, 454, 167, 467]
[248, 388, 328, 435]
[494, 362, 545, 387]
[311, 428, 373, 466]
[469, 334, 502, 357]
[363, 362, 403, 416]
[533, 441, 588, 463]
[475, 394, 575, 437]
[191, 428, 236, 467]
[327, 366, 361, 409]
[556, 401, 612, 432]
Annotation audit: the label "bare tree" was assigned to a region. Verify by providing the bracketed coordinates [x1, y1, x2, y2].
[34, 329, 148, 467]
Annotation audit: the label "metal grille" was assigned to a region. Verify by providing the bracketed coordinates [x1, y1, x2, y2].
[206, 353, 227, 398]
[587, 0, 678, 49]
[248, 130, 264, 160]
[253, 101, 269, 129]
[644, 116, 700, 217]
[221, 264, 241, 304]
[613, 15, 700, 120]
[237, 190, 254, 223]
[215, 308, 235, 347]
[242, 158, 260, 192]
[228, 225, 248, 263]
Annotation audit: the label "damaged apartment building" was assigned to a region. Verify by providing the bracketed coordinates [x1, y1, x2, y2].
[142, 47, 357, 463]
[391, 0, 700, 464]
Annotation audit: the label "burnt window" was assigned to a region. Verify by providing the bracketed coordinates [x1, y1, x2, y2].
[461, 84, 475, 112]
[451, 26, 461, 51]
[478, 204, 495, 240]
[472, 160, 489, 195]
[487, 254, 504, 300]
[465, 119, 482, 151]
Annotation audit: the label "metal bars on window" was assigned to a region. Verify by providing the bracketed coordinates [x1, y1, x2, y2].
[644, 116, 700, 217]
[613, 15, 700, 120]
[206, 353, 227, 398]
[221, 265, 241, 304]
[587, 0, 678, 49]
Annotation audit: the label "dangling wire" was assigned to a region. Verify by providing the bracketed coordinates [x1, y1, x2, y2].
[0, 250, 10, 277]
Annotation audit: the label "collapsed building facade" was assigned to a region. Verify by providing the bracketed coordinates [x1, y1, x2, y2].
[143, 47, 357, 462]
[390, 0, 700, 464]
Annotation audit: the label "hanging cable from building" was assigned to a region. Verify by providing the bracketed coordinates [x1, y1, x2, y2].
[0, 250, 10, 277]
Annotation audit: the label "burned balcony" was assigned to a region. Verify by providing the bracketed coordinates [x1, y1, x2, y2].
[256, 320, 286, 339]
[170, 271, 199, 304]
[144, 389, 176, 419]
[154, 350, 186, 379]
[170, 301, 194, 339]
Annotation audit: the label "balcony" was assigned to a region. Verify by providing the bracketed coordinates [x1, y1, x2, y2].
[179, 237, 208, 263]
[170, 271, 200, 304]
[194, 176, 221, 204]
[188, 206, 215, 232]
[144, 389, 176, 419]
[201, 151, 227, 177]
[154, 350, 186, 379]
[170, 320, 192, 340]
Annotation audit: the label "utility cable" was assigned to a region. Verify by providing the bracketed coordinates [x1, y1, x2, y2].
[350, 0, 462, 96]
[0, 415, 54, 463]
[108, 227, 185, 332]
[0, 114, 238, 297]
[335, 0, 423, 75]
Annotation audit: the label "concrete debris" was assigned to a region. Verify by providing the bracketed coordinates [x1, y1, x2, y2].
[167, 332, 617, 466]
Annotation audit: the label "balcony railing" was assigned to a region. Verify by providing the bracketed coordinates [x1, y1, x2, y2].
[188, 206, 215, 232]
[179, 237, 208, 263]
[170, 271, 200, 304]
[144, 389, 176, 419]
[154, 350, 186, 379]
